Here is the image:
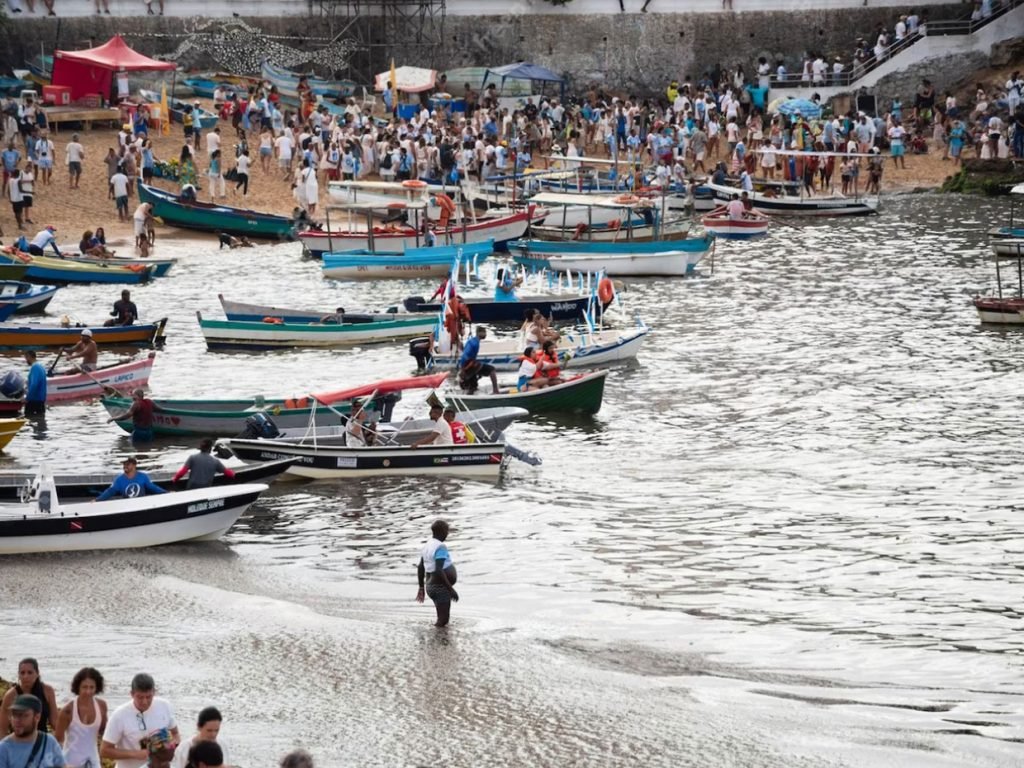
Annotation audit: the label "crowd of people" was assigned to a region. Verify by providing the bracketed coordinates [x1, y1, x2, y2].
[0, 661, 317, 768]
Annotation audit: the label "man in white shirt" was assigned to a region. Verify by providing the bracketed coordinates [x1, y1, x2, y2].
[726, 193, 745, 220]
[66, 133, 85, 189]
[811, 56, 826, 85]
[274, 132, 293, 180]
[101, 673, 179, 768]
[894, 16, 907, 41]
[205, 127, 221, 162]
[411, 404, 453, 447]
[111, 168, 130, 221]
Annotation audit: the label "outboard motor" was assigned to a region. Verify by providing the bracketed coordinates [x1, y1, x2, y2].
[403, 296, 426, 313]
[238, 411, 280, 439]
[408, 336, 433, 372]
[0, 370, 25, 400]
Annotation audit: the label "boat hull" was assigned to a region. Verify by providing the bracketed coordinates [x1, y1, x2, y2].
[48, 354, 156, 402]
[0, 253, 155, 285]
[973, 297, 1024, 324]
[404, 294, 591, 323]
[138, 182, 297, 240]
[701, 214, 769, 240]
[450, 371, 607, 414]
[0, 282, 59, 314]
[469, 326, 648, 370]
[0, 319, 167, 350]
[703, 182, 879, 217]
[321, 240, 494, 281]
[198, 314, 436, 350]
[0, 484, 267, 554]
[0, 418, 25, 451]
[218, 295, 417, 325]
[991, 239, 1024, 258]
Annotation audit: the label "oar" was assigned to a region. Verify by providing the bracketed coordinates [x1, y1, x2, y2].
[75, 365, 121, 398]
[47, 348, 65, 376]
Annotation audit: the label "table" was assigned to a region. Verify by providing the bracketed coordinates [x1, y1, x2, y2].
[41, 106, 121, 133]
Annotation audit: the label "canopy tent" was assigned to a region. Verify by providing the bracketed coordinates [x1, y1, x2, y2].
[482, 62, 565, 101]
[374, 65, 437, 94]
[51, 34, 175, 101]
[768, 97, 823, 119]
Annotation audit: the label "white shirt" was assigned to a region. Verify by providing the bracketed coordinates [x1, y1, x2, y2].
[66, 142, 84, 163]
[206, 132, 221, 156]
[102, 697, 177, 768]
[275, 134, 293, 159]
[237, 154, 250, 174]
[430, 415, 453, 445]
[726, 199, 745, 219]
[133, 203, 150, 222]
[111, 172, 129, 198]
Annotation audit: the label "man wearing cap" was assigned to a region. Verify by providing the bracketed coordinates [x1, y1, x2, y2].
[95, 457, 165, 501]
[27, 226, 60, 257]
[0, 694, 66, 768]
[66, 328, 98, 371]
[101, 673, 177, 768]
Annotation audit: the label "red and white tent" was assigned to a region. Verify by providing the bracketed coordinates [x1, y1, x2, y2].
[51, 34, 175, 100]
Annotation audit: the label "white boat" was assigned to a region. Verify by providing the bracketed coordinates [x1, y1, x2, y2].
[327, 179, 444, 219]
[701, 206, 770, 240]
[701, 180, 879, 217]
[459, 324, 650, 371]
[991, 238, 1024, 258]
[0, 471, 268, 554]
[48, 353, 156, 402]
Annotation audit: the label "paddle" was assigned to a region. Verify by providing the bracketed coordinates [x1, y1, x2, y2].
[75, 365, 121, 398]
[47, 348, 64, 376]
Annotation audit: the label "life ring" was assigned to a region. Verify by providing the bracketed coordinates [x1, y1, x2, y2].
[598, 277, 614, 305]
[614, 194, 640, 205]
[127, 264, 147, 273]
[262, 316, 284, 324]
[402, 179, 428, 190]
[434, 192, 456, 227]
[284, 396, 309, 409]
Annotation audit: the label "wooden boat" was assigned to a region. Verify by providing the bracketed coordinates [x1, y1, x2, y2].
[989, 184, 1024, 257]
[64, 253, 176, 277]
[452, 324, 649, 371]
[0, 251, 155, 285]
[139, 89, 220, 130]
[701, 206, 770, 240]
[510, 238, 712, 277]
[702, 181, 879, 217]
[0, 281, 59, 314]
[0, 319, 167, 350]
[183, 78, 237, 99]
[197, 312, 435, 350]
[138, 182, 298, 240]
[322, 240, 495, 280]
[0, 264, 28, 281]
[0, 476, 268, 554]
[261, 61, 356, 103]
[400, 293, 592, 324]
[0, 418, 25, 451]
[299, 207, 537, 257]
[218, 295, 417, 325]
[48, 352, 156, 402]
[991, 238, 1024, 258]
[450, 370, 608, 415]
[0, 458, 294, 502]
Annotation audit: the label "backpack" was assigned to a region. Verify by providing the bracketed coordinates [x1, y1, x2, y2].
[380, 151, 393, 170]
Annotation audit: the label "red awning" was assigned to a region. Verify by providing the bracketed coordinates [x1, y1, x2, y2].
[51, 35, 174, 100]
[312, 373, 448, 406]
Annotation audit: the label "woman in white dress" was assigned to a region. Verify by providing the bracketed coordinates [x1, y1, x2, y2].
[55, 667, 107, 768]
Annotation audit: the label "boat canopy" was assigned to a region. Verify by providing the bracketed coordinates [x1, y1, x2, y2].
[312, 373, 448, 406]
[528, 191, 655, 210]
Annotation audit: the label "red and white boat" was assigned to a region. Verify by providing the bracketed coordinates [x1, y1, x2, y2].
[299, 206, 543, 257]
[701, 206, 770, 240]
[48, 352, 157, 402]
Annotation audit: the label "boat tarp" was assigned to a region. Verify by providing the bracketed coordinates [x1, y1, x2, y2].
[52, 35, 174, 100]
[482, 62, 565, 99]
[312, 373, 448, 406]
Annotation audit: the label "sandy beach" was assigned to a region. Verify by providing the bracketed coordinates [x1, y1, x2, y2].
[0, 100, 963, 248]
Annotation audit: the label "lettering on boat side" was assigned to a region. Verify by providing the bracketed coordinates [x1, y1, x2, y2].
[550, 303, 574, 311]
[432, 457, 450, 465]
[336, 457, 357, 468]
[187, 498, 225, 515]
[259, 451, 314, 464]
[450, 455, 486, 463]
[112, 373, 135, 383]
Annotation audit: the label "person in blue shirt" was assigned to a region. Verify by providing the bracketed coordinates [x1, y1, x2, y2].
[493, 267, 520, 302]
[27, 226, 61, 257]
[457, 326, 498, 394]
[23, 351, 45, 417]
[0, 694, 66, 768]
[416, 519, 459, 627]
[94, 456, 166, 501]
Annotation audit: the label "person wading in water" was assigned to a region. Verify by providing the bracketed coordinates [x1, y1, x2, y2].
[416, 519, 459, 627]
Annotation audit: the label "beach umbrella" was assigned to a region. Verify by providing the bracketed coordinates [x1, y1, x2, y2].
[374, 65, 437, 94]
[773, 98, 822, 119]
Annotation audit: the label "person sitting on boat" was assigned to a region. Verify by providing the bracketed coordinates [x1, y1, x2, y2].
[516, 347, 551, 392]
[179, 184, 198, 203]
[711, 162, 728, 186]
[66, 328, 98, 372]
[172, 438, 235, 490]
[27, 225, 61, 257]
[344, 402, 378, 447]
[106, 387, 155, 443]
[494, 267, 521, 303]
[318, 307, 347, 324]
[726, 193, 745, 221]
[522, 309, 559, 346]
[457, 326, 498, 395]
[538, 340, 563, 386]
[411, 404, 454, 448]
[79, 229, 114, 259]
[443, 406, 470, 444]
[105, 289, 138, 327]
[94, 456, 166, 501]
[424, 223, 437, 248]
[740, 191, 753, 212]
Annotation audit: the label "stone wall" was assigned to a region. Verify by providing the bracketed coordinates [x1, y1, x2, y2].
[0, 6, 968, 96]
[870, 50, 991, 112]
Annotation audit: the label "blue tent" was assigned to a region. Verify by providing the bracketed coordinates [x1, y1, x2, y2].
[775, 98, 822, 119]
[482, 62, 565, 100]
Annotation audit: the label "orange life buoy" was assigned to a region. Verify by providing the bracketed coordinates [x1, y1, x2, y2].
[284, 397, 308, 408]
[127, 264, 147, 273]
[262, 316, 284, 324]
[402, 179, 428, 189]
[434, 192, 456, 228]
[598, 277, 614, 305]
[614, 194, 640, 205]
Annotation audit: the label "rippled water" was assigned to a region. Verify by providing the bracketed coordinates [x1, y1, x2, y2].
[1, 194, 1023, 767]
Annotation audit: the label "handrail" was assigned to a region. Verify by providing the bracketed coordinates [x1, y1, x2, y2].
[767, 0, 1021, 91]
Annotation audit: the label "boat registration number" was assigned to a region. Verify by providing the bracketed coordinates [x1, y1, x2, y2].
[336, 457, 358, 468]
[187, 498, 225, 515]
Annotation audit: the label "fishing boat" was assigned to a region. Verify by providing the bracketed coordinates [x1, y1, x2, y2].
[701, 206, 770, 240]
[0, 304, 18, 322]
[322, 240, 495, 280]
[26, 54, 52, 85]
[989, 183, 1024, 258]
[183, 78, 237, 99]
[197, 312, 435, 351]
[701, 180, 879, 217]
[0, 418, 25, 451]
[510, 238, 712, 277]
[0, 281, 59, 313]
[400, 292, 593, 324]
[0, 458, 295, 502]
[0, 250, 155, 285]
[218, 295, 415, 325]
[138, 89, 220, 130]
[138, 182, 298, 240]
[444, 323, 649, 371]
[261, 61, 356, 104]
[0, 474, 268, 554]
[64, 253, 176, 278]
[449, 370, 608, 415]
[299, 207, 538, 257]
[0, 319, 167, 350]
[47, 352, 156, 402]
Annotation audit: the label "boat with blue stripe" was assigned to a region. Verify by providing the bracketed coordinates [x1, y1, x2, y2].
[322, 240, 495, 280]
